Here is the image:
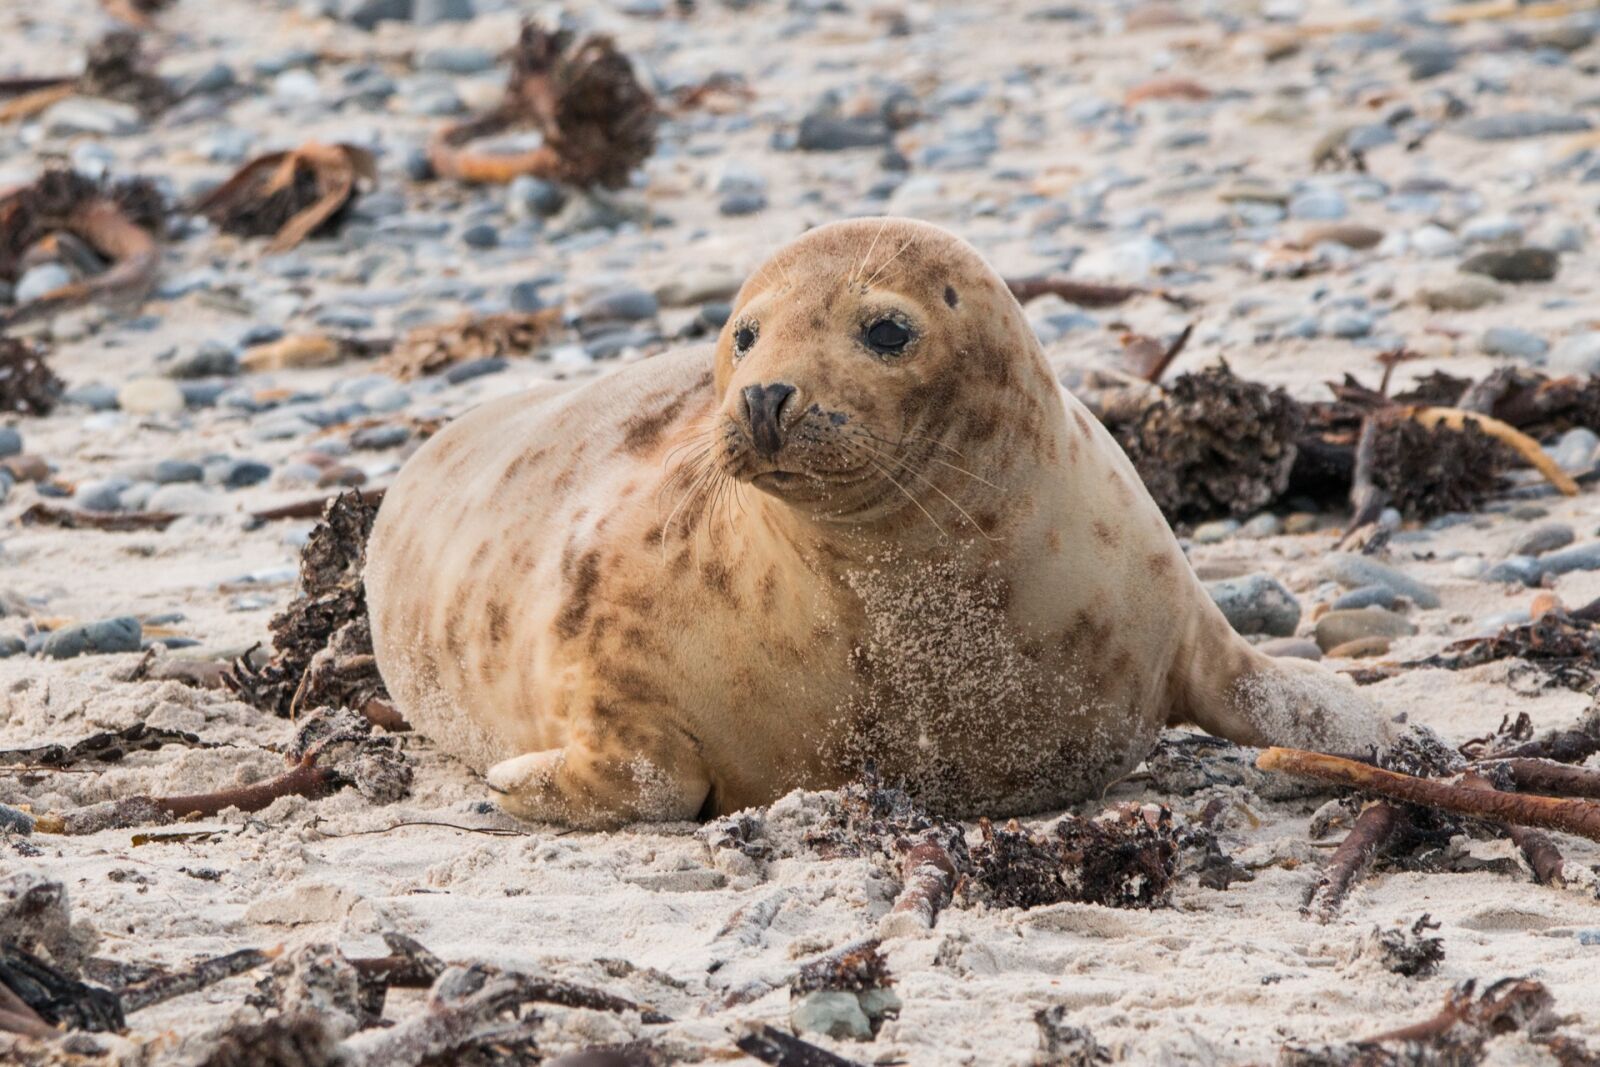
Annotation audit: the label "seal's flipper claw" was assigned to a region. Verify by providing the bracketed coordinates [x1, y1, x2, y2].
[486, 741, 711, 829]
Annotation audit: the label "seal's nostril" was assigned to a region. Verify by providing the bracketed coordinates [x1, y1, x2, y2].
[742, 382, 797, 458]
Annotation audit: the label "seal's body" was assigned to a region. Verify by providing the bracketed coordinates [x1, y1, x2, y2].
[367, 219, 1389, 827]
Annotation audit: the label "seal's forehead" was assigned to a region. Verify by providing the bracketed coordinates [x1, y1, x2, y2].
[735, 218, 999, 308]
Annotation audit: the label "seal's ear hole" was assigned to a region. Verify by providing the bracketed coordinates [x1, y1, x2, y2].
[944, 285, 959, 308]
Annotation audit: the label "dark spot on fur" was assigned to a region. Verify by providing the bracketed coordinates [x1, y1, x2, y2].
[598, 662, 666, 706]
[944, 285, 958, 308]
[1091, 519, 1119, 547]
[620, 388, 693, 454]
[976, 511, 1001, 536]
[486, 599, 510, 645]
[642, 522, 664, 547]
[554, 550, 602, 640]
[701, 559, 740, 608]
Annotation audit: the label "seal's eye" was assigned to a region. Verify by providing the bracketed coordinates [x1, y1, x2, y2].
[864, 318, 911, 354]
[732, 322, 758, 358]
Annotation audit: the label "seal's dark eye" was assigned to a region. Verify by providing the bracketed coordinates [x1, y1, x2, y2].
[732, 323, 757, 357]
[865, 318, 911, 354]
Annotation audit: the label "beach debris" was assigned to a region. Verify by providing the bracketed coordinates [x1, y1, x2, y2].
[195, 142, 376, 254]
[789, 940, 898, 1041]
[735, 1022, 868, 1067]
[1004, 274, 1194, 311]
[379, 309, 561, 380]
[0, 31, 172, 124]
[0, 722, 205, 768]
[1111, 362, 1304, 523]
[959, 804, 1179, 911]
[1280, 978, 1598, 1066]
[0, 943, 123, 1034]
[0, 169, 165, 326]
[1305, 801, 1403, 922]
[224, 491, 388, 719]
[1412, 610, 1600, 693]
[428, 22, 657, 188]
[1360, 915, 1444, 978]
[32, 706, 410, 834]
[120, 948, 279, 1014]
[0, 337, 64, 416]
[1034, 1006, 1114, 1065]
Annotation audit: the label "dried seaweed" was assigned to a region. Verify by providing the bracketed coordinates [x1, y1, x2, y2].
[790, 940, 891, 997]
[196, 143, 376, 253]
[0, 722, 204, 768]
[800, 766, 967, 867]
[0, 943, 123, 1033]
[1411, 611, 1600, 692]
[429, 22, 657, 188]
[379, 310, 561, 381]
[0, 169, 165, 325]
[1363, 915, 1444, 978]
[1356, 413, 1511, 520]
[959, 805, 1178, 910]
[77, 31, 173, 115]
[0, 336, 63, 416]
[225, 490, 386, 718]
[1111, 362, 1304, 524]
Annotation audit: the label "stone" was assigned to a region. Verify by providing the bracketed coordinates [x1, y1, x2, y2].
[0, 427, 20, 459]
[75, 478, 129, 513]
[460, 223, 499, 249]
[14, 264, 73, 305]
[217, 460, 271, 489]
[273, 69, 321, 105]
[1479, 326, 1548, 360]
[153, 460, 204, 484]
[1319, 553, 1441, 609]
[797, 114, 892, 151]
[1288, 190, 1347, 221]
[510, 175, 567, 218]
[579, 287, 659, 324]
[1459, 247, 1558, 283]
[350, 425, 411, 450]
[1332, 584, 1398, 611]
[790, 990, 872, 1041]
[1416, 276, 1503, 310]
[1400, 40, 1459, 80]
[1483, 555, 1542, 586]
[338, 0, 412, 28]
[656, 270, 742, 308]
[41, 97, 141, 137]
[42, 617, 143, 659]
[414, 0, 474, 23]
[1324, 636, 1393, 659]
[1192, 518, 1240, 544]
[1299, 223, 1383, 250]
[118, 378, 186, 415]
[146, 483, 224, 514]
[416, 46, 496, 74]
[444, 357, 508, 384]
[1409, 224, 1460, 258]
[1075, 236, 1176, 282]
[1545, 332, 1600, 377]
[1549, 428, 1599, 473]
[720, 192, 768, 216]
[1314, 608, 1417, 652]
[1538, 542, 1600, 577]
[1239, 513, 1284, 538]
[1457, 113, 1591, 141]
[1259, 637, 1322, 661]
[1206, 574, 1302, 637]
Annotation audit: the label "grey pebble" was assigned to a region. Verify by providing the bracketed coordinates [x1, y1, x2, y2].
[444, 357, 508, 384]
[461, 223, 499, 249]
[580, 287, 659, 324]
[1512, 522, 1575, 557]
[1314, 608, 1418, 652]
[1259, 637, 1322, 661]
[1460, 247, 1559, 283]
[720, 192, 768, 216]
[417, 46, 495, 74]
[1545, 332, 1600, 376]
[1332, 584, 1398, 611]
[511, 175, 567, 219]
[0, 802, 33, 834]
[42, 617, 143, 659]
[1319, 552, 1441, 609]
[1483, 555, 1543, 586]
[350, 425, 411, 450]
[414, 0, 474, 23]
[1479, 326, 1548, 360]
[1206, 573, 1302, 638]
[797, 114, 893, 151]
[14, 264, 74, 306]
[0, 427, 20, 459]
[338, 0, 411, 28]
[1192, 518, 1240, 544]
[76, 478, 130, 513]
[1457, 113, 1592, 141]
[1539, 541, 1600, 577]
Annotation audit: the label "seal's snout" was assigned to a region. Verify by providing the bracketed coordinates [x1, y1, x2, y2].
[741, 382, 796, 458]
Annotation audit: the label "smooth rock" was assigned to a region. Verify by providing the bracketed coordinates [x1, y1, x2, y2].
[579, 287, 658, 324]
[338, 0, 412, 27]
[790, 991, 872, 1041]
[118, 378, 187, 415]
[14, 264, 73, 305]
[1260, 637, 1322, 661]
[1332, 584, 1398, 611]
[1192, 518, 1240, 544]
[414, 0, 473, 23]
[1457, 113, 1591, 141]
[1314, 608, 1417, 652]
[1416, 277, 1503, 310]
[510, 175, 567, 218]
[42, 97, 141, 137]
[1483, 555, 1543, 586]
[0, 428, 20, 458]
[797, 114, 892, 151]
[1545, 332, 1600, 376]
[1550, 428, 1599, 473]
[42, 617, 142, 659]
[1324, 636, 1393, 659]
[1207, 574, 1302, 637]
[1319, 553, 1441, 609]
[1460, 247, 1558, 283]
[75, 478, 129, 513]
[1479, 326, 1548, 360]
[1539, 542, 1600, 577]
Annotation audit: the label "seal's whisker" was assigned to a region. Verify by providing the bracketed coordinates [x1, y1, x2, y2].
[861, 455, 950, 540]
[858, 426, 969, 460]
[849, 428, 997, 490]
[850, 217, 892, 287]
[849, 439, 999, 542]
[861, 233, 918, 291]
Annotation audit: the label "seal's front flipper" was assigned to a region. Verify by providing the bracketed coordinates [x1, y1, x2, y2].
[1171, 625, 1396, 757]
[485, 738, 710, 829]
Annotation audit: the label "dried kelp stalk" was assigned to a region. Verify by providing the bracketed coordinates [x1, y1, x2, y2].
[225, 491, 387, 718]
[0, 31, 171, 124]
[120, 948, 277, 1013]
[0, 169, 165, 326]
[0, 943, 123, 1033]
[0, 336, 64, 416]
[1280, 978, 1579, 1067]
[379, 309, 561, 380]
[959, 804, 1178, 910]
[1411, 611, 1600, 692]
[0, 722, 204, 767]
[1304, 802, 1402, 922]
[1111, 362, 1304, 524]
[428, 22, 657, 188]
[1005, 274, 1195, 311]
[195, 142, 376, 254]
[34, 706, 411, 834]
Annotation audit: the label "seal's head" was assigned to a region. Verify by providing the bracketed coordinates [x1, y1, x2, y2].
[710, 218, 1059, 527]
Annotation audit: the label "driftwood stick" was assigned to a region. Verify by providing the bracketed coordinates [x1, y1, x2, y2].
[734, 1022, 868, 1067]
[1485, 758, 1600, 800]
[119, 947, 280, 1013]
[1143, 322, 1194, 385]
[156, 755, 338, 819]
[879, 838, 959, 936]
[1258, 747, 1600, 842]
[1306, 802, 1401, 921]
[1461, 772, 1566, 886]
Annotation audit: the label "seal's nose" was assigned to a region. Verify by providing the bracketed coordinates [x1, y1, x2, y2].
[741, 382, 796, 458]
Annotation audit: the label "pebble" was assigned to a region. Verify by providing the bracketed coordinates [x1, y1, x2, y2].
[1416, 276, 1503, 310]
[797, 114, 892, 151]
[1545, 333, 1600, 377]
[1314, 608, 1418, 652]
[1075, 236, 1176, 282]
[1192, 518, 1240, 544]
[153, 459, 204, 484]
[1479, 326, 1548, 360]
[1259, 637, 1322, 661]
[460, 223, 499, 249]
[0, 802, 33, 833]
[417, 46, 496, 74]
[1457, 113, 1592, 141]
[0, 428, 20, 459]
[1324, 636, 1394, 659]
[1319, 553, 1441, 609]
[1513, 523, 1576, 558]
[579, 287, 659, 324]
[1483, 555, 1543, 586]
[1549, 428, 1599, 473]
[147, 483, 224, 514]
[413, 0, 473, 23]
[719, 192, 768, 216]
[510, 176, 567, 219]
[42, 617, 143, 659]
[1206, 574, 1302, 637]
[1400, 40, 1459, 80]
[1238, 513, 1284, 539]
[1288, 190, 1347, 221]
[1331, 584, 1398, 611]
[791, 991, 873, 1041]
[118, 378, 187, 415]
[1459, 247, 1559, 283]
[444, 357, 508, 384]
[1537, 542, 1600, 577]
[14, 264, 73, 305]
[338, 0, 412, 28]
[75, 478, 129, 512]
[41, 97, 141, 137]
[350, 425, 411, 450]
[214, 459, 271, 489]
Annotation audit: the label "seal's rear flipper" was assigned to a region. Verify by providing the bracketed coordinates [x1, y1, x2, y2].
[485, 739, 710, 830]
